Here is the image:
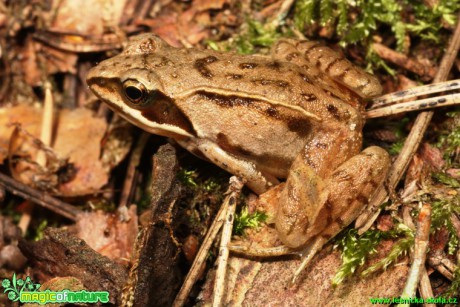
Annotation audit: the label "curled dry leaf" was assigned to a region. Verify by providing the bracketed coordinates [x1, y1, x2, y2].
[0, 104, 42, 163]
[405, 143, 445, 186]
[22, 39, 79, 87]
[33, 0, 127, 52]
[0, 104, 128, 196]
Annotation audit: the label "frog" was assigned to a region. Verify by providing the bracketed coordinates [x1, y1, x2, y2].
[86, 33, 390, 281]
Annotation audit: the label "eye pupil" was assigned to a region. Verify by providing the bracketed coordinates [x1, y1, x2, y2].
[125, 86, 144, 102]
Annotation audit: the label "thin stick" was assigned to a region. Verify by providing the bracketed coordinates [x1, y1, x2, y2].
[275, 0, 295, 26]
[418, 269, 436, 307]
[356, 12, 460, 232]
[212, 177, 244, 307]
[0, 172, 81, 221]
[119, 132, 149, 209]
[370, 79, 460, 108]
[427, 250, 456, 281]
[366, 92, 460, 118]
[18, 82, 54, 233]
[402, 206, 435, 306]
[398, 203, 431, 307]
[172, 177, 243, 307]
[372, 43, 437, 80]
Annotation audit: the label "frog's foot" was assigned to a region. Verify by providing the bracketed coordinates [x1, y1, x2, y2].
[277, 146, 390, 283]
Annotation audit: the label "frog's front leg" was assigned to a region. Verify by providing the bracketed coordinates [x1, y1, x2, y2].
[178, 139, 278, 194]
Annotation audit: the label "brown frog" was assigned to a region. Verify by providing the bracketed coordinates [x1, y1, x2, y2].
[86, 34, 390, 279]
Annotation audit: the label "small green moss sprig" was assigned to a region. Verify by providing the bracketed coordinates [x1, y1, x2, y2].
[389, 140, 405, 155]
[436, 125, 460, 167]
[332, 228, 384, 286]
[431, 198, 460, 255]
[294, 0, 406, 48]
[361, 223, 414, 277]
[332, 223, 415, 285]
[208, 20, 284, 55]
[293, 0, 459, 71]
[445, 265, 460, 297]
[432, 172, 460, 188]
[405, 0, 460, 43]
[233, 206, 268, 236]
[177, 168, 199, 188]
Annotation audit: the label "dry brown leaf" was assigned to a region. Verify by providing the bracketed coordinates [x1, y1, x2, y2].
[0, 104, 42, 163]
[54, 108, 108, 196]
[418, 143, 445, 171]
[136, 15, 182, 47]
[0, 105, 113, 196]
[45, 0, 127, 36]
[71, 205, 138, 264]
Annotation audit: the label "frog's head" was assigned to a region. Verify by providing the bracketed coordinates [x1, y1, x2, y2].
[86, 34, 195, 139]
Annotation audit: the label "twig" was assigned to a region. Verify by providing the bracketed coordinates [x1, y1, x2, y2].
[419, 270, 436, 307]
[212, 177, 244, 307]
[398, 203, 431, 307]
[356, 12, 460, 232]
[369, 79, 460, 109]
[173, 177, 244, 307]
[403, 205, 435, 306]
[0, 172, 81, 221]
[275, 0, 295, 27]
[119, 132, 149, 209]
[372, 43, 436, 80]
[427, 250, 456, 281]
[366, 92, 460, 118]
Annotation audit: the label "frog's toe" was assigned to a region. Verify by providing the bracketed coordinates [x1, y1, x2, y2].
[228, 242, 296, 257]
[290, 236, 328, 285]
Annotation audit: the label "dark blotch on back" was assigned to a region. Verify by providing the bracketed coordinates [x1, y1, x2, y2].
[194, 56, 218, 79]
[252, 79, 290, 88]
[266, 61, 281, 70]
[299, 73, 312, 83]
[326, 104, 340, 119]
[286, 117, 310, 138]
[239, 63, 258, 69]
[226, 74, 244, 80]
[198, 91, 254, 108]
[265, 107, 279, 118]
[301, 93, 317, 102]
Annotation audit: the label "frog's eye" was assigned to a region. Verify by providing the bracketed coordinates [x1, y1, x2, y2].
[122, 80, 147, 105]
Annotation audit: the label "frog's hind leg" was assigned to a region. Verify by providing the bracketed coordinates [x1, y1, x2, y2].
[291, 146, 390, 283]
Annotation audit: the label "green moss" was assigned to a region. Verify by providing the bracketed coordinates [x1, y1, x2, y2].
[431, 198, 460, 255]
[332, 228, 384, 286]
[333, 223, 415, 285]
[293, 0, 459, 71]
[436, 125, 460, 167]
[361, 224, 414, 277]
[233, 206, 268, 236]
